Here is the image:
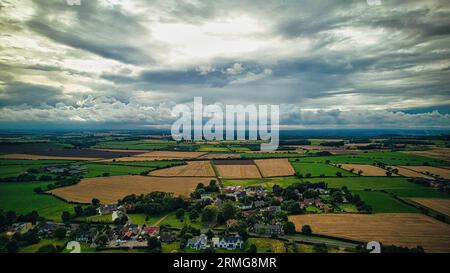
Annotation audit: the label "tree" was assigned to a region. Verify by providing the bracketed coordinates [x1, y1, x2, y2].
[238, 227, 249, 241]
[95, 234, 108, 247]
[301, 225, 312, 235]
[54, 227, 67, 240]
[283, 221, 296, 235]
[61, 211, 71, 223]
[189, 210, 199, 221]
[222, 201, 237, 221]
[38, 244, 58, 253]
[91, 198, 100, 207]
[176, 209, 185, 221]
[336, 172, 343, 177]
[147, 237, 162, 253]
[74, 205, 83, 217]
[201, 205, 218, 223]
[246, 244, 257, 253]
[313, 243, 328, 253]
[206, 229, 214, 240]
[5, 240, 19, 253]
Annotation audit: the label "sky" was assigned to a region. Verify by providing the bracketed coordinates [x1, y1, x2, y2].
[0, 0, 449, 130]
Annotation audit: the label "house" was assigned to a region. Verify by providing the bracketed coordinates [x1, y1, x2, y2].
[217, 235, 244, 250]
[254, 224, 284, 236]
[254, 200, 266, 208]
[121, 224, 140, 240]
[273, 196, 284, 202]
[226, 219, 237, 228]
[141, 226, 159, 237]
[201, 194, 214, 201]
[37, 222, 63, 235]
[76, 231, 97, 243]
[239, 203, 253, 210]
[111, 210, 124, 222]
[160, 232, 177, 243]
[240, 210, 256, 218]
[187, 234, 208, 250]
[265, 206, 281, 214]
[97, 204, 119, 215]
[11, 222, 33, 234]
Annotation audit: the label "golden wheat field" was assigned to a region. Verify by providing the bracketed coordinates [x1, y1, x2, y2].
[216, 164, 262, 178]
[399, 166, 450, 179]
[409, 198, 450, 217]
[254, 159, 295, 177]
[387, 166, 430, 178]
[49, 175, 214, 204]
[150, 161, 216, 177]
[288, 213, 450, 253]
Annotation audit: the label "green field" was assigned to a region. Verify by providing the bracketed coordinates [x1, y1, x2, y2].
[245, 238, 286, 253]
[352, 190, 419, 213]
[83, 164, 153, 177]
[0, 159, 77, 165]
[296, 151, 448, 166]
[241, 152, 306, 159]
[290, 162, 356, 177]
[77, 213, 113, 223]
[224, 176, 450, 199]
[159, 211, 203, 229]
[94, 140, 176, 150]
[0, 182, 76, 221]
[108, 160, 184, 167]
[162, 242, 181, 253]
[128, 213, 167, 225]
[19, 238, 68, 253]
[198, 145, 230, 152]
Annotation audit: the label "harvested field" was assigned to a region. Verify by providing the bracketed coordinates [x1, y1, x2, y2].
[409, 198, 450, 217]
[339, 164, 396, 176]
[216, 164, 261, 179]
[288, 213, 450, 253]
[402, 148, 450, 162]
[150, 161, 215, 177]
[254, 159, 295, 177]
[198, 153, 241, 159]
[388, 166, 430, 178]
[0, 154, 100, 161]
[399, 166, 450, 179]
[49, 176, 213, 204]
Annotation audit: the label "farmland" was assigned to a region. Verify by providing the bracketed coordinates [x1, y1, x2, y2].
[288, 213, 450, 253]
[290, 161, 356, 177]
[254, 159, 295, 177]
[94, 140, 177, 150]
[215, 160, 262, 178]
[399, 166, 450, 179]
[150, 161, 215, 177]
[409, 198, 450, 217]
[0, 181, 76, 221]
[48, 175, 214, 204]
[339, 164, 395, 176]
[223, 176, 450, 199]
[352, 190, 419, 213]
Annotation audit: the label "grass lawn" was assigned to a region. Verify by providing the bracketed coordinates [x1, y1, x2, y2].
[338, 204, 359, 213]
[162, 242, 181, 253]
[159, 212, 203, 229]
[20, 238, 68, 253]
[83, 164, 152, 177]
[290, 162, 356, 177]
[128, 213, 167, 225]
[0, 182, 76, 221]
[0, 165, 36, 178]
[245, 238, 286, 253]
[305, 205, 322, 213]
[353, 190, 419, 213]
[297, 151, 448, 166]
[77, 214, 113, 223]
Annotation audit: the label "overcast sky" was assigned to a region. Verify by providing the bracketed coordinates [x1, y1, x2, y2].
[0, 0, 449, 129]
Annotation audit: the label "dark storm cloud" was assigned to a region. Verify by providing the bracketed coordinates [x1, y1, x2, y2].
[0, 82, 65, 107]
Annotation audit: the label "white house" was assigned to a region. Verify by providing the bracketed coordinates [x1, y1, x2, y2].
[187, 234, 208, 250]
[217, 235, 244, 250]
